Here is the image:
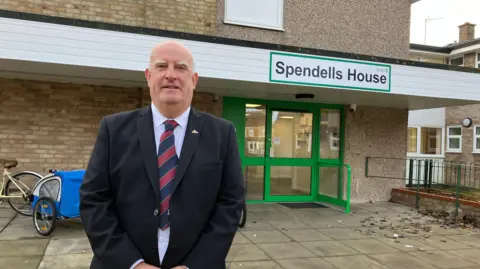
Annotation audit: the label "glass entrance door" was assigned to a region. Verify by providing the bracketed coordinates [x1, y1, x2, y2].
[223, 97, 346, 205]
[265, 108, 315, 202]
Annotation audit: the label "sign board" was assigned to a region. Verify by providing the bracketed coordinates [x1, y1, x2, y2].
[269, 52, 391, 92]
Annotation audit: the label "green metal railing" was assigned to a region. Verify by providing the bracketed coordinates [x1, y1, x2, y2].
[365, 156, 480, 223]
[344, 163, 352, 214]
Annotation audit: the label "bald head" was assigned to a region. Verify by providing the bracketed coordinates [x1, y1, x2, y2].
[149, 40, 195, 72]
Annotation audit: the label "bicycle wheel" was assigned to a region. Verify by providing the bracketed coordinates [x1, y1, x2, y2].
[5, 171, 42, 216]
[239, 201, 247, 228]
[33, 196, 57, 236]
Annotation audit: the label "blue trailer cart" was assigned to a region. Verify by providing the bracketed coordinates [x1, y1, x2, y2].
[31, 169, 85, 236]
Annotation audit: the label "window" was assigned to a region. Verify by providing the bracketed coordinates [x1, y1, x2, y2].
[320, 109, 341, 159]
[450, 57, 464, 66]
[474, 126, 480, 153]
[447, 126, 462, 152]
[407, 126, 443, 155]
[407, 127, 417, 153]
[477, 53, 480, 68]
[224, 0, 284, 30]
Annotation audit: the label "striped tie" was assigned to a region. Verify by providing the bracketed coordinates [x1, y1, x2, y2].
[157, 119, 179, 230]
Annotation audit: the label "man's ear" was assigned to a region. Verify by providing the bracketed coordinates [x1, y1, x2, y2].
[192, 72, 199, 89]
[145, 68, 151, 82]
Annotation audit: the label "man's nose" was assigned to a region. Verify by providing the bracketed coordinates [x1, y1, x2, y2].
[164, 65, 177, 80]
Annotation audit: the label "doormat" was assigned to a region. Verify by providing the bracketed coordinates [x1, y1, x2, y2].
[279, 203, 329, 209]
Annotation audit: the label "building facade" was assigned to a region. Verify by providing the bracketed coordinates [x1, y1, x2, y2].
[1, 0, 480, 207]
[408, 22, 480, 165]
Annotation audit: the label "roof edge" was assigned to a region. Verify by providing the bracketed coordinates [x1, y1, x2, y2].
[1, 9, 479, 75]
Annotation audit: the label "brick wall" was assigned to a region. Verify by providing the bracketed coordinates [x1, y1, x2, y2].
[391, 188, 480, 226]
[463, 53, 477, 68]
[445, 104, 480, 164]
[0, 78, 221, 174]
[0, 0, 216, 34]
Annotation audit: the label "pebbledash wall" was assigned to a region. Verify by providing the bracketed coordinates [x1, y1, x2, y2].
[0, 0, 446, 203]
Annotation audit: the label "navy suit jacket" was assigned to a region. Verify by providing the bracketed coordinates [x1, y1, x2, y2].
[79, 105, 245, 269]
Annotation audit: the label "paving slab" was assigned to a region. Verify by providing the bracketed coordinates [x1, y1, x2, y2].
[324, 254, 390, 269]
[280, 228, 332, 242]
[44, 238, 92, 256]
[38, 253, 92, 268]
[448, 248, 480, 264]
[445, 234, 480, 248]
[340, 238, 400, 254]
[375, 236, 436, 252]
[0, 239, 49, 256]
[316, 227, 370, 240]
[266, 219, 311, 230]
[240, 221, 276, 231]
[416, 235, 472, 250]
[0, 208, 17, 218]
[233, 232, 251, 244]
[241, 230, 293, 244]
[226, 244, 270, 262]
[256, 242, 317, 259]
[409, 250, 479, 269]
[0, 256, 42, 269]
[368, 252, 439, 269]
[275, 258, 337, 269]
[228, 260, 283, 269]
[3, 201, 480, 269]
[300, 240, 358, 257]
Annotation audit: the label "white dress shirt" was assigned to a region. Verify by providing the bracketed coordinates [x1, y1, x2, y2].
[130, 103, 190, 269]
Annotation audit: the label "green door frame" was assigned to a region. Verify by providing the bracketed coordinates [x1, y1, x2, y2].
[223, 96, 347, 207]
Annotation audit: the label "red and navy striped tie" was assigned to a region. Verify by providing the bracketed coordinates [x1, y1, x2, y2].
[157, 119, 179, 230]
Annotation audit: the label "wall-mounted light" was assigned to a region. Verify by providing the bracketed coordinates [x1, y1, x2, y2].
[462, 117, 473, 128]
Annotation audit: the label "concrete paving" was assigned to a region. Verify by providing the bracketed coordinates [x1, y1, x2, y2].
[1, 201, 480, 268]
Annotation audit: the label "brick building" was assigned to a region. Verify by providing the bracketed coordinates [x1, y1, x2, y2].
[1, 0, 480, 207]
[408, 22, 480, 165]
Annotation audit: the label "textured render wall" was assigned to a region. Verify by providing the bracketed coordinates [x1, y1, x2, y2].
[216, 0, 411, 59]
[343, 106, 409, 202]
[0, 0, 216, 34]
[0, 78, 221, 174]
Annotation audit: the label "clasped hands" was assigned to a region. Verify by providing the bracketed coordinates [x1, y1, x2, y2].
[136, 262, 186, 269]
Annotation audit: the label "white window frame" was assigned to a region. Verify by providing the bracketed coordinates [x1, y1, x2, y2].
[446, 125, 462, 153]
[407, 126, 445, 158]
[449, 56, 464, 66]
[473, 125, 480, 153]
[477, 53, 480, 68]
[224, 0, 284, 31]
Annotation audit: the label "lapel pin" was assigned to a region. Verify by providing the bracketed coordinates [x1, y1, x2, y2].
[192, 130, 199, 134]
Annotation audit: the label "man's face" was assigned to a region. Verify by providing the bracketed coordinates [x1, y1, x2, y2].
[145, 42, 198, 107]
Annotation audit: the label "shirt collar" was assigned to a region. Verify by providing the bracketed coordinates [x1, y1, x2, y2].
[151, 102, 190, 129]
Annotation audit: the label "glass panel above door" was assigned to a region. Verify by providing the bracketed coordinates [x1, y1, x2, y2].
[270, 110, 313, 158]
[245, 104, 266, 157]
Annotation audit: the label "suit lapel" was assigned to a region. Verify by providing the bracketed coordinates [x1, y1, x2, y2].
[138, 105, 161, 202]
[173, 107, 203, 193]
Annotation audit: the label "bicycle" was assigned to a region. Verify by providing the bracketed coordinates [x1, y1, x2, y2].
[0, 159, 43, 216]
[239, 200, 247, 228]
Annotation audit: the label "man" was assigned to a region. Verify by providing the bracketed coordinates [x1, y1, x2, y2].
[79, 40, 245, 269]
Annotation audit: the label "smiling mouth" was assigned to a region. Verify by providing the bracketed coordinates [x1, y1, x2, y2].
[161, 85, 180, 90]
